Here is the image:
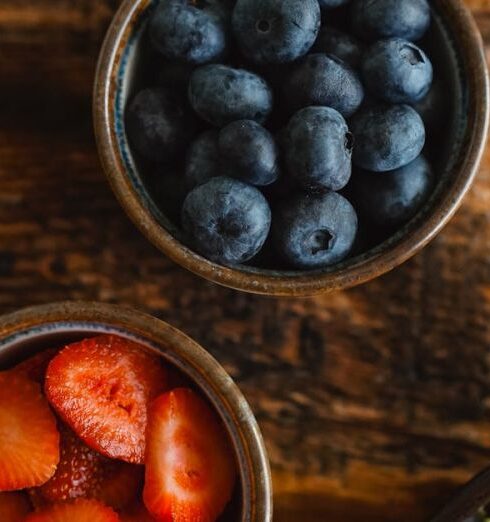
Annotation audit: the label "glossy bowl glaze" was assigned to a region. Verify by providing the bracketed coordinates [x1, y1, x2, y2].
[0, 302, 272, 522]
[94, 0, 489, 297]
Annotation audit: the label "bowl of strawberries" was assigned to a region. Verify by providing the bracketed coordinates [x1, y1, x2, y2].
[0, 302, 272, 521]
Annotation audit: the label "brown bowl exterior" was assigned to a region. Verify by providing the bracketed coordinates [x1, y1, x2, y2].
[0, 302, 272, 522]
[431, 466, 490, 521]
[93, 0, 489, 297]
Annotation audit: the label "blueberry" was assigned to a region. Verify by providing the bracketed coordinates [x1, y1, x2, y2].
[188, 64, 273, 126]
[185, 130, 221, 190]
[350, 155, 434, 227]
[350, 104, 425, 172]
[284, 53, 364, 117]
[412, 79, 447, 136]
[318, 0, 350, 9]
[147, 167, 188, 225]
[273, 192, 358, 269]
[126, 88, 196, 163]
[218, 120, 279, 186]
[182, 176, 271, 265]
[149, 0, 228, 64]
[362, 38, 433, 104]
[284, 106, 353, 191]
[351, 0, 431, 42]
[312, 27, 363, 68]
[232, 0, 321, 64]
[157, 61, 194, 91]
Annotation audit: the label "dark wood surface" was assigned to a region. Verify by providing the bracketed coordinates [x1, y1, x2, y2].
[0, 1, 490, 520]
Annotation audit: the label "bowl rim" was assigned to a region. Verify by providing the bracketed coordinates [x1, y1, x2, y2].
[93, 0, 490, 297]
[0, 301, 273, 522]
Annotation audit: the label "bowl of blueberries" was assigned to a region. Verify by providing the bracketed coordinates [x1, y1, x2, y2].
[94, 0, 489, 297]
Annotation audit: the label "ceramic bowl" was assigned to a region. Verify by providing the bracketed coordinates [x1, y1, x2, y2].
[93, 0, 489, 297]
[0, 301, 272, 521]
[431, 466, 490, 521]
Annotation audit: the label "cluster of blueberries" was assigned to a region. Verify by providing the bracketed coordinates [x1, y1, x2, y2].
[126, 0, 437, 270]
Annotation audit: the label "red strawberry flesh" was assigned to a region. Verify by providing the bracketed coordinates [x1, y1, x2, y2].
[0, 491, 31, 521]
[45, 335, 168, 464]
[144, 388, 237, 522]
[37, 425, 143, 509]
[24, 498, 120, 522]
[0, 371, 59, 491]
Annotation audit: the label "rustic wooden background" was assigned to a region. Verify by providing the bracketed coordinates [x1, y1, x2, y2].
[0, 1, 489, 520]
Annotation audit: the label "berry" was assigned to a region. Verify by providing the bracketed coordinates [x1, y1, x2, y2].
[312, 27, 363, 68]
[218, 120, 279, 186]
[185, 130, 221, 190]
[350, 155, 434, 227]
[284, 53, 364, 117]
[149, 0, 228, 64]
[146, 167, 188, 225]
[188, 64, 273, 126]
[318, 0, 350, 8]
[350, 104, 425, 172]
[232, 0, 321, 64]
[284, 106, 353, 191]
[351, 0, 431, 42]
[273, 192, 358, 269]
[182, 176, 271, 265]
[412, 79, 446, 136]
[37, 426, 142, 509]
[143, 388, 236, 522]
[120, 503, 157, 522]
[0, 492, 31, 521]
[24, 499, 120, 522]
[0, 371, 59, 491]
[362, 38, 433, 104]
[45, 335, 168, 464]
[126, 88, 196, 163]
[13, 348, 58, 383]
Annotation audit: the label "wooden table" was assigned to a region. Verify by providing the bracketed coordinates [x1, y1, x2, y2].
[0, 1, 489, 520]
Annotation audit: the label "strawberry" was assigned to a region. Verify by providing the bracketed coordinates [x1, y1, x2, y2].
[0, 371, 59, 491]
[36, 426, 143, 509]
[0, 491, 31, 521]
[24, 499, 120, 522]
[143, 388, 237, 522]
[14, 349, 58, 383]
[120, 502, 157, 522]
[45, 335, 168, 464]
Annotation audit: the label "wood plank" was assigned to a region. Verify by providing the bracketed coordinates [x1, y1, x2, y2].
[0, 1, 490, 520]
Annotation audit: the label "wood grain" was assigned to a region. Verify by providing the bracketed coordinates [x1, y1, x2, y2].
[0, 2, 490, 521]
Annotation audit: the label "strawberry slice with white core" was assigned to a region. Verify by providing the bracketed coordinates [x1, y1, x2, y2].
[45, 335, 168, 464]
[144, 388, 237, 522]
[0, 371, 59, 491]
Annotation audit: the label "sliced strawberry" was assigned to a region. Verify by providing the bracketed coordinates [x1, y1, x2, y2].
[36, 425, 142, 509]
[24, 499, 120, 522]
[14, 348, 59, 383]
[0, 371, 59, 491]
[0, 491, 31, 521]
[45, 335, 168, 464]
[143, 388, 237, 522]
[27, 488, 46, 510]
[120, 502, 157, 522]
